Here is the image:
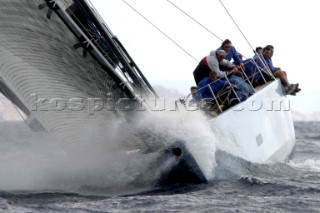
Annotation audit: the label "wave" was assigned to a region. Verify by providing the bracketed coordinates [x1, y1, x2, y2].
[288, 159, 320, 172]
[238, 176, 270, 185]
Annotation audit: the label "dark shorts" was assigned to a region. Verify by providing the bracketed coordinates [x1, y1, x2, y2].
[193, 60, 211, 85]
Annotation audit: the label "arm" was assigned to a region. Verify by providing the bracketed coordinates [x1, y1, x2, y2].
[231, 46, 242, 65]
[207, 55, 228, 78]
[220, 59, 234, 69]
[220, 59, 242, 77]
[267, 58, 280, 72]
[215, 66, 229, 78]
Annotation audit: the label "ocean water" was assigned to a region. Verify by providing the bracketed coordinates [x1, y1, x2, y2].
[0, 121, 320, 212]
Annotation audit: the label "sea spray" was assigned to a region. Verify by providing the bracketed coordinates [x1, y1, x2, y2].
[0, 107, 219, 194]
[0, 121, 158, 195]
[133, 109, 217, 181]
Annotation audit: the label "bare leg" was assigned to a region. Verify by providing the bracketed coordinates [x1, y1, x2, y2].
[273, 70, 289, 86]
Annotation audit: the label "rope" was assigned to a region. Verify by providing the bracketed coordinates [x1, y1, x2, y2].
[122, 0, 199, 63]
[218, 0, 255, 53]
[166, 0, 223, 42]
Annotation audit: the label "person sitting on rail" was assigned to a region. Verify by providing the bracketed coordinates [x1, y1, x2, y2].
[242, 45, 300, 95]
[216, 39, 254, 97]
[183, 86, 200, 107]
[253, 46, 263, 56]
[193, 49, 238, 85]
[193, 48, 254, 98]
[217, 39, 244, 70]
[197, 71, 250, 109]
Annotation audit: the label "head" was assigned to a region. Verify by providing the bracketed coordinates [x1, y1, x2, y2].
[265, 45, 274, 56]
[262, 46, 274, 59]
[190, 86, 197, 97]
[208, 71, 217, 82]
[237, 52, 243, 60]
[265, 45, 274, 50]
[216, 50, 227, 62]
[222, 39, 232, 53]
[255, 46, 263, 54]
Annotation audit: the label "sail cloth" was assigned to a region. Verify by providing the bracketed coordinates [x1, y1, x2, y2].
[0, 0, 139, 152]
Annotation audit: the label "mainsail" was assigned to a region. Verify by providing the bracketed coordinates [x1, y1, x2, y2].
[0, 0, 156, 151]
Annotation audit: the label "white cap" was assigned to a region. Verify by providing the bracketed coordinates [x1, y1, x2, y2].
[216, 49, 228, 56]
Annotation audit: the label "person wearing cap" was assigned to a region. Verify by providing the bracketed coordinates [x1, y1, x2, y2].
[193, 49, 238, 85]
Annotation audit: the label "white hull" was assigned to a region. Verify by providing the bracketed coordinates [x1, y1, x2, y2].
[210, 79, 295, 163]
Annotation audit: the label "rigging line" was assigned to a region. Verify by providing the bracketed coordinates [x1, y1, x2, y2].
[166, 0, 223, 42]
[122, 0, 199, 63]
[218, 0, 255, 52]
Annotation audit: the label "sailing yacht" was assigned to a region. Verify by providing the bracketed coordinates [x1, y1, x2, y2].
[0, 0, 295, 184]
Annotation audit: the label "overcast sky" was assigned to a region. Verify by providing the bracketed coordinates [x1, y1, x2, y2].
[1, 1, 319, 119]
[89, 0, 320, 114]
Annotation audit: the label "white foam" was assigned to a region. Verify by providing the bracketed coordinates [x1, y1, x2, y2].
[288, 159, 320, 172]
[0, 107, 219, 193]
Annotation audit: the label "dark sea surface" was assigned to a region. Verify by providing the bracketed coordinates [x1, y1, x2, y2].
[0, 121, 320, 213]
